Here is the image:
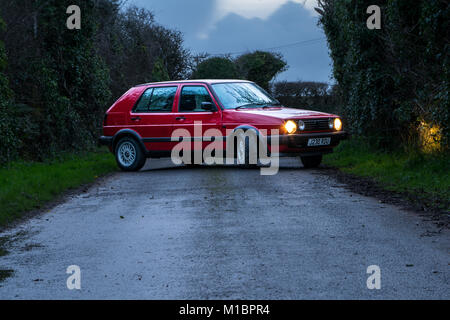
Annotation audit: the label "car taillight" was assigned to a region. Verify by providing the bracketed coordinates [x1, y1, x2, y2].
[103, 114, 108, 126]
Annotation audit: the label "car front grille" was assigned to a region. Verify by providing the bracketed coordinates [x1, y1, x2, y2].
[302, 119, 330, 131]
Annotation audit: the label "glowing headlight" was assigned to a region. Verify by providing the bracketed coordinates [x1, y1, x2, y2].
[334, 118, 343, 131]
[298, 120, 306, 131]
[284, 120, 297, 134]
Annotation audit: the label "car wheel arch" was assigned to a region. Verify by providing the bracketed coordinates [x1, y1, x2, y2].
[230, 125, 265, 157]
[112, 129, 147, 155]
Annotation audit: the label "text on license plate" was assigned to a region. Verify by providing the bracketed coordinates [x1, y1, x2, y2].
[308, 137, 331, 147]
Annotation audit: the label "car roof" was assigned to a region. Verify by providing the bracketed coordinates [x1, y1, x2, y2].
[135, 79, 252, 87]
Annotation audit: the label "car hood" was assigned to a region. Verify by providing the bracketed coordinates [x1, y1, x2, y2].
[233, 107, 336, 120]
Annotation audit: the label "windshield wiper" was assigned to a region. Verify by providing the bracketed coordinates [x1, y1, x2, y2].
[235, 103, 261, 110]
[262, 102, 282, 109]
[235, 102, 279, 110]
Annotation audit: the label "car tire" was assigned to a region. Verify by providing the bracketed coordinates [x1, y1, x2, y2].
[236, 131, 258, 168]
[115, 137, 146, 172]
[300, 155, 323, 169]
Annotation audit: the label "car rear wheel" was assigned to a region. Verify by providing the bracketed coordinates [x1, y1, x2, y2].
[300, 155, 323, 169]
[115, 137, 146, 172]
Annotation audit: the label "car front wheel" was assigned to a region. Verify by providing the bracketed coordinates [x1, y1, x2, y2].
[300, 155, 322, 169]
[115, 137, 146, 172]
[236, 131, 258, 168]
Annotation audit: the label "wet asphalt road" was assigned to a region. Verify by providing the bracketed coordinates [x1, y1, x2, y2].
[0, 158, 449, 299]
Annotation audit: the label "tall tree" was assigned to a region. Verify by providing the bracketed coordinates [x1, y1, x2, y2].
[0, 0, 192, 163]
[191, 57, 240, 80]
[235, 51, 287, 91]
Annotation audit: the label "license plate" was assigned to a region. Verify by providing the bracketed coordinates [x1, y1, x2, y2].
[308, 137, 331, 147]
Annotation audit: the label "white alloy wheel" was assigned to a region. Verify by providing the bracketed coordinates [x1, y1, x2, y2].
[237, 135, 246, 165]
[117, 141, 137, 167]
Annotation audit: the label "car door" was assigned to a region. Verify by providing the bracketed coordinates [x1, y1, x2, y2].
[173, 84, 223, 151]
[129, 85, 179, 152]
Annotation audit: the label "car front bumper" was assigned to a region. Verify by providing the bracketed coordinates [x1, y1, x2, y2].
[275, 131, 348, 148]
[265, 131, 348, 156]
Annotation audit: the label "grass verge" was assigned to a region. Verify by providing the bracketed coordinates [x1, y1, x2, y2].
[0, 149, 116, 227]
[323, 139, 450, 212]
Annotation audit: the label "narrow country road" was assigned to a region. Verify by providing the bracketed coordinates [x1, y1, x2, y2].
[0, 158, 448, 299]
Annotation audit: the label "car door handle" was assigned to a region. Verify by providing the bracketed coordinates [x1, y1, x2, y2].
[131, 116, 141, 121]
[176, 116, 186, 121]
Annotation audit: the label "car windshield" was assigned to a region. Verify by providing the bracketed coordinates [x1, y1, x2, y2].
[211, 82, 279, 109]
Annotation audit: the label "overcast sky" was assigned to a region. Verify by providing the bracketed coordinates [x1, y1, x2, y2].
[129, 0, 333, 83]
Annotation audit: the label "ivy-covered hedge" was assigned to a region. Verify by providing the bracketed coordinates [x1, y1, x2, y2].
[0, 17, 17, 164]
[318, 0, 449, 150]
[0, 0, 190, 165]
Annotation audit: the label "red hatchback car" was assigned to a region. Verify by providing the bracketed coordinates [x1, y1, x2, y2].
[100, 80, 347, 171]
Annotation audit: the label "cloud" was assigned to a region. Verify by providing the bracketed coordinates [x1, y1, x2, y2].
[214, 0, 318, 21]
[129, 0, 330, 82]
[199, 0, 319, 40]
[191, 1, 332, 82]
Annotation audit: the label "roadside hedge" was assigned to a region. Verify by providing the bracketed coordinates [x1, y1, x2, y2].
[0, 17, 17, 164]
[318, 0, 449, 151]
[0, 0, 190, 165]
[271, 81, 339, 114]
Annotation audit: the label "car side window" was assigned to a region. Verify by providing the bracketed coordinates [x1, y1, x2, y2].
[179, 86, 213, 112]
[134, 86, 177, 113]
[149, 87, 177, 112]
[134, 88, 153, 112]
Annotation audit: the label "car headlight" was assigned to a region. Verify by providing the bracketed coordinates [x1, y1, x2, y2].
[284, 120, 297, 134]
[298, 120, 306, 131]
[334, 118, 343, 131]
[328, 118, 334, 129]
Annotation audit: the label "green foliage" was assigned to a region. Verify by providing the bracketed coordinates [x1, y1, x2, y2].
[0, 149, 116, 226]
[191, 57, 240, 80]
[324, 139, 450, 211]
[0, 17, 18, 164]
[96, 4, 190, 100]
[37, 1, 111, 153]
[318, 0, 449, 150]
[0, 1, 191, 165]
[152, 57, 170, 82]
[0, 1, 112, 163]
[191, 51, 287, 90]
[272, 81, 339, 114]
[235, 51, 287, 91]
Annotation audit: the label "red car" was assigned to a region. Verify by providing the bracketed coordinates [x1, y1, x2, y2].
[100, 80, 347, 171]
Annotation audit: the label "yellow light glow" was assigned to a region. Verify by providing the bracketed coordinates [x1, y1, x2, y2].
[419, 121, 442, 153]
[334, 118, 343, 131]
[284, 120, 297, 134]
